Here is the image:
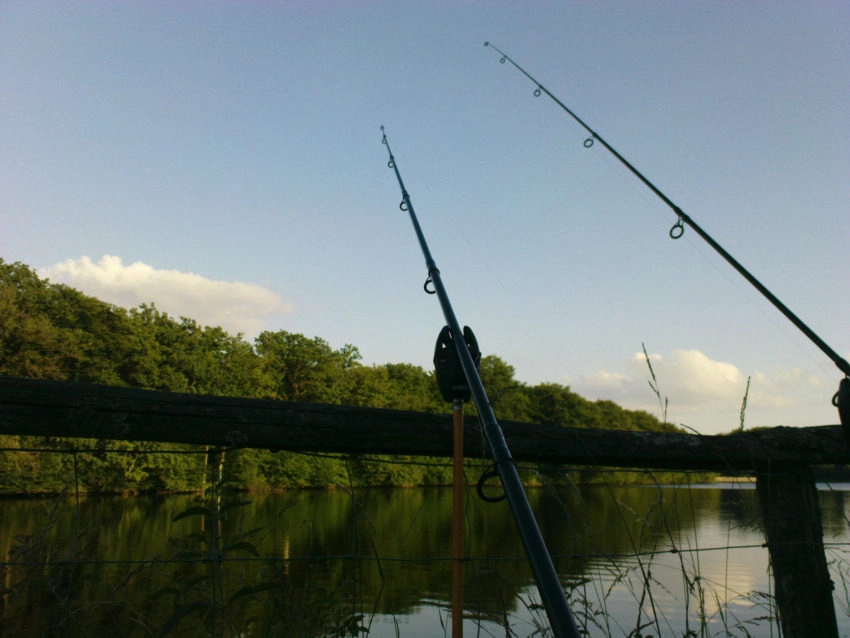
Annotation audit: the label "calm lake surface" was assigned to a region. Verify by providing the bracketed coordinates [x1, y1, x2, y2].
[2, 482, 849, 636]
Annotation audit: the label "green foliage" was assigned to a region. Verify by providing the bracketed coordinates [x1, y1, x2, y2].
[1, 257, 682, 493]
[478, 355, 533, 420]
[255, 330, 360, 403]
[154, 487, 269, 637]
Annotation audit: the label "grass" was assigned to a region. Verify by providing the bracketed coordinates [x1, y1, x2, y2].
[0, 473, 827, 637]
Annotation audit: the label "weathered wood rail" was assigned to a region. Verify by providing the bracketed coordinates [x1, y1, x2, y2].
[0, 375, 846, 637]
[0, 376, 846, 470]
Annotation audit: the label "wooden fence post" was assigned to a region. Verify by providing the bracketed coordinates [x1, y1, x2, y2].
[755, 464, 838, 638]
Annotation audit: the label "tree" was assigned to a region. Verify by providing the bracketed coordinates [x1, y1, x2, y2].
[478, 355, 531, 421]
[0, 257, 687, 492]
[0, 259, 126, 382]
[381, 363, 445, 412]
[254, 330, 361, 403]
[526, 383, 585, 428]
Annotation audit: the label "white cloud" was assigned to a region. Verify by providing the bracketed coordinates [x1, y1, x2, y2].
[631, 349, 746, 405]
[40, 255, 291, 339]
[569, 349, 837, 434]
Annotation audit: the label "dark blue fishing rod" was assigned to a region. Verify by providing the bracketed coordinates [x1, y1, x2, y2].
[380, 125, 581, 638]
[484, 42, 850, 425]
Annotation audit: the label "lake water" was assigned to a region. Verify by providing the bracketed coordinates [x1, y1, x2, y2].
[2, 482, 849, 636]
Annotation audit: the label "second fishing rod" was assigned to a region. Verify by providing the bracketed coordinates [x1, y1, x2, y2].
[484, 42, 850, 423]
[379, 125, 581, 638]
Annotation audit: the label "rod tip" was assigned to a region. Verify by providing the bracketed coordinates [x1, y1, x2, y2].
[483, 41, 489, 47]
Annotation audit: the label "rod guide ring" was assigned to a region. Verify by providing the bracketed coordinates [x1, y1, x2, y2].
[669, 219, 685, 239]
[476, 465, 507, 503]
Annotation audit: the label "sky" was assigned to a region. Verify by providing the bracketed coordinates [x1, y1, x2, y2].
[2, 2, 848, 435]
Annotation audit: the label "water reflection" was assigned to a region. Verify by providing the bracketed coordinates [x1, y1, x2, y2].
[0, 483, 848, 636]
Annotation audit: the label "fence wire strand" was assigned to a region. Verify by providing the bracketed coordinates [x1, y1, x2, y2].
[1, 439, 848, 636]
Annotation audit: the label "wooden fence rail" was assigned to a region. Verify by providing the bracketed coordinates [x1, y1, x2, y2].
[0, 376, 846, 470]
[0, 375, 846, 637]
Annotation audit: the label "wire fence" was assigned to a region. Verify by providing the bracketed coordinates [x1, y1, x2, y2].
[1, 442, 850, 637]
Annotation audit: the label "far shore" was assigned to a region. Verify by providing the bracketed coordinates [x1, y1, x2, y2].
[712, 475, 756, 483]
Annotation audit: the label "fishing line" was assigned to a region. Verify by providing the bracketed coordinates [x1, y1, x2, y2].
[602, 137, 838, 381]
[484, 42, 849, 421]
[594, 137, 837, 384]
[380, 125, 581, 638]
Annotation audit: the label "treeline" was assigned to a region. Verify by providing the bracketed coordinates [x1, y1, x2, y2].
[0, 258, 684, 493]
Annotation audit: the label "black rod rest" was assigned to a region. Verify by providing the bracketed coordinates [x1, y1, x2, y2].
[434, 325, 480, 403]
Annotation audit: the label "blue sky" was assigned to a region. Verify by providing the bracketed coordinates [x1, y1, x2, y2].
[2, 2, 848, 434]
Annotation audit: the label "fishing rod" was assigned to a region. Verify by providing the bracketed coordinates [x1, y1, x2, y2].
[379, 125, 581, 638]
[483, 42, 850, 423]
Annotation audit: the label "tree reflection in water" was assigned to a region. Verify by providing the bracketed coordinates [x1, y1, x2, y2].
[1, 483, 849, 636]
